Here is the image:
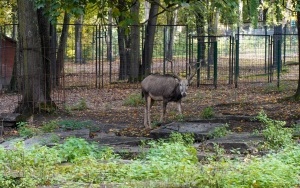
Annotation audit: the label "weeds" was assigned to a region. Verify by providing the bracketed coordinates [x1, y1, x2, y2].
[201, 106, 215, 119]
[17, 122, 42, 138]
[256, 111, 293, 150]
[58, 119, 91, 130]
[208, 123, 231, 139]
[123, 93, 144, 107]
[1, 132, 300, 187]
[64, 98, 88, 112]
[40, 120, 59, 133]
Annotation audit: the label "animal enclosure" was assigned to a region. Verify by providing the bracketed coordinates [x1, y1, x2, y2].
[0, 24, 299, 112]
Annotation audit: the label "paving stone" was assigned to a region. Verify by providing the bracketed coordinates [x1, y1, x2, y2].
[150, 121, 225, 142]
[203, 132, 264, 154]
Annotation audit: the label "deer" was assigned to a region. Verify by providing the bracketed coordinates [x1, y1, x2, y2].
[141, 63, 200, 128]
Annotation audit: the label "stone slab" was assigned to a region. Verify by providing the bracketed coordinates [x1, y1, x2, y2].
[0, 128, 91, 149]
[203, 132, 264, 154]
[89, 132, 151, 146]
[150, 122, 225, 142]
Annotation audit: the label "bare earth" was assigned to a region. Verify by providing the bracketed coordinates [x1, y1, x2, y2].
[1, 81, 300, 138]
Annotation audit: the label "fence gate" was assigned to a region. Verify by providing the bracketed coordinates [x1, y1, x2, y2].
[235, 34, 272, 86]
[189, 35, 233, 87]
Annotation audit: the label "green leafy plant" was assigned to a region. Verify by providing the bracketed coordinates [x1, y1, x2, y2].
[57, 137, 99, 162]
[201, 106, 214, 119]
[73, 98, 88, 110]
[256, 111, 293, 150]
[208, 123, 231, 139]
[65, 98, 88, 112]
[123, 93, 144, 107]
[58, 119, 91, 130]
[40, 120, 59, 133]
[17, 122, 42, 138]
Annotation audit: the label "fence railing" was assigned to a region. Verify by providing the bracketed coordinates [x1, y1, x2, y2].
[0, 24, 299, 93]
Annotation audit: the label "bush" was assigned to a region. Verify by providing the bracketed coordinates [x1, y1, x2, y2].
[256, 111, 293, 150]
[208, 123, 231, 139]
[201, 106, 214, 119]
[123, 93, 144, 107]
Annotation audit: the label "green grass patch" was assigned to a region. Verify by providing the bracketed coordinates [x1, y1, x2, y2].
[123, 93, 144, 107]
[58, 119, 91, 130]
[201, 106, 215, 119]
[1, 123, 300, 187]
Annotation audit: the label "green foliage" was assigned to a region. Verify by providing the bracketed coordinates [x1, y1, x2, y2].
[208, 123, 231, 139]
[1, 133, 300, 187]
[123, 93, 144, 107]
[256, 111, 293, 150]
[264, 83, 287, 93]
[73, 98, 88, 111]
[17, 122, 42, 138]
[64, 98, 88, 113]
[56, 137, 116, 162]
[58, 119, 90, 130]
[200, 106, 215, 119]
[40, 120, 59, 133]
[167, 132, 195, 146]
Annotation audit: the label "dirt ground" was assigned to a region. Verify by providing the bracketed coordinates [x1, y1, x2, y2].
[1, 81, 300, 138]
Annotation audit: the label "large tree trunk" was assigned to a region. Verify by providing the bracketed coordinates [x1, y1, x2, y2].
[117, 0, 130, 80]
[129, 0, 140, 82]
[195, 11, 206, 66]
[75, 16, 83, 64]
[165, 10, 177, 61]
[107, 9, 113, 61]
[117, 26, 128, 80]
[141, 0, 160, 76]
[294, 6, 300, 100]
[56, 12, 70, 86]
[16, 0, 53, 114]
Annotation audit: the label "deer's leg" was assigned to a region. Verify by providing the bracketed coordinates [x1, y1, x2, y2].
[147, 96, 153, 128]
[144, 102, 148, 127]
[177, 101, 182, 115]
[160, 100, 168, 123]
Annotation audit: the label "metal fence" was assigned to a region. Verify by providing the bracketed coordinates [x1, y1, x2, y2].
[0, 24, 299, 93]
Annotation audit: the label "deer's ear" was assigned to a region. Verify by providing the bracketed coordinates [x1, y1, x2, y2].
[175, 78, 180, 84]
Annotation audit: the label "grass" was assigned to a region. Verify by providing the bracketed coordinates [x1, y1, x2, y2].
[123, 93, 144, 107]
[5, 114, 299, 187]
[0, 130, 299, 187]
[200, 106, 215, 119]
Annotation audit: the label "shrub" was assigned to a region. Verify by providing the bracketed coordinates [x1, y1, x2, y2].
[123, 93, 144, 107]
[201, 106, 214, 119]
[208, 123, 231, 139]
[17, 122, 42, 138]
[256, 111, 293, 150]
[58, 119, 91, 130]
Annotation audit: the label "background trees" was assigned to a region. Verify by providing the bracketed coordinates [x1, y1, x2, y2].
[0, 0, 299, 115]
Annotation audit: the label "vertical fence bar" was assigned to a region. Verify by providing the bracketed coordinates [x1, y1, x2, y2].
[235, 35, 239, 88]
[283, 24, 286, 65]
[269, 36, 273, 83]
[213, 41, 217, 88]
[196, 36, 200, 87]
[163, 27, 166, 75]
[277, 40, 281, 87]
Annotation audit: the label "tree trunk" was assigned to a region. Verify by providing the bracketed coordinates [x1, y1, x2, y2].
[56, 12, 70, 86]
[16, 0, 53, 114]
[75, 16, 83, 64]
[196, 11, 206, 66]
[117, 26, 128, 80]
[107, 8, 113, 61]
[166, 10, 177, 61]
[294, 7, 300, 100]
[116, 0, 130, 80]
[141, 0, 160, 76]
[129, 0, 140, 82]
[273, 25, 282, 67]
